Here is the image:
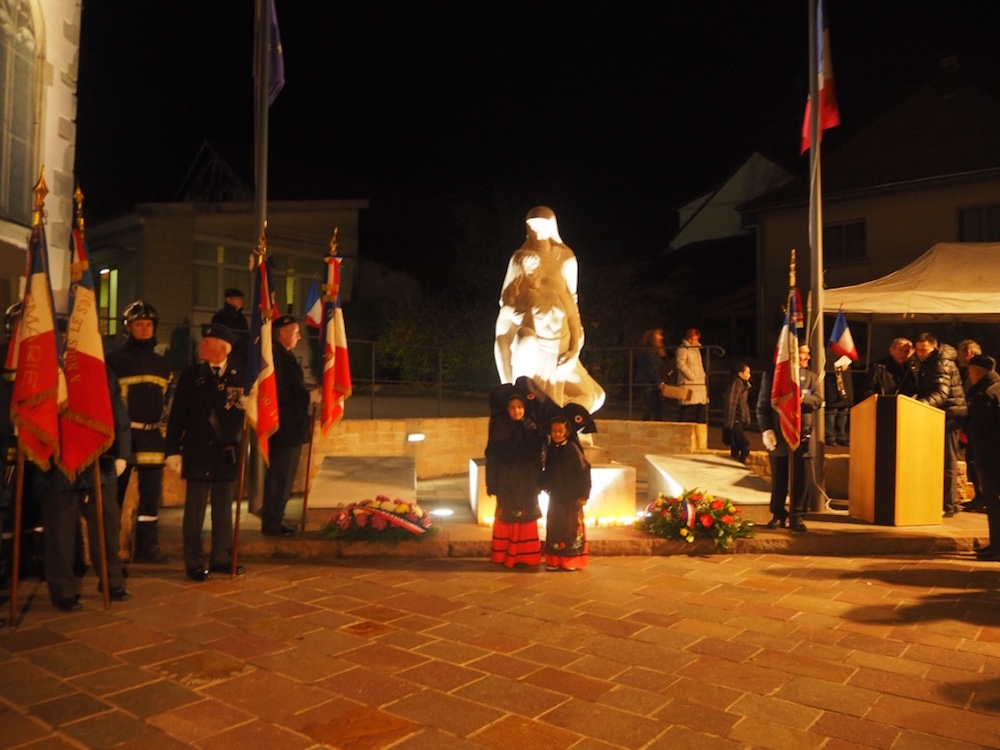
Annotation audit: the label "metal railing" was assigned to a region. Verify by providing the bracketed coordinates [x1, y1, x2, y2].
[136, 326, 742, 422]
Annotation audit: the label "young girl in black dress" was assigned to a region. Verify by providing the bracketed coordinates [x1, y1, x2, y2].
[485, 392, 545, 567]
[540, 414, 591, 571]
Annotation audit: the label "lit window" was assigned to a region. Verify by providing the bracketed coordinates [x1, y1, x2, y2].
[0, 0, 38, 226]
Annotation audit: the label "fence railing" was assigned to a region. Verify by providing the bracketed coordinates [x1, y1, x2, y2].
[143, 327, 744, 422]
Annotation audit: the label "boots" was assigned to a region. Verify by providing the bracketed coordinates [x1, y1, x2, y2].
[132, 520, 168, 564]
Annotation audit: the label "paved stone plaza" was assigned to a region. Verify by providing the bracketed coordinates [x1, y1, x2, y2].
[3, 548, 1000, 749]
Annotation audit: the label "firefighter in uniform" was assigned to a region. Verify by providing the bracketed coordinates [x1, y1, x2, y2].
[106, 300, 172, 563]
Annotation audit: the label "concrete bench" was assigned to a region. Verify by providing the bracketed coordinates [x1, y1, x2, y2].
[307, 455, 417, 508]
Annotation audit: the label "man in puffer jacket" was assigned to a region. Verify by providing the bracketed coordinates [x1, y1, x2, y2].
[899, 333, 968, 517]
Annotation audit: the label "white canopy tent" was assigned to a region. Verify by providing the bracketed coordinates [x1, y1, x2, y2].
[822, 242, 1000, 320]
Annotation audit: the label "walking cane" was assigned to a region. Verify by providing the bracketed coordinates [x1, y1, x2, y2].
[8, 453, 23, 629]
[300, 403, 318, 532]
[231, 418, 250, 578]
[93, 463, 110, 610]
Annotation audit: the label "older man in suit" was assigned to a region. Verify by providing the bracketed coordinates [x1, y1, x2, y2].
[165, 323, 246, 581]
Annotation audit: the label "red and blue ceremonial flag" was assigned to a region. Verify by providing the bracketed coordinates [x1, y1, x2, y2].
[10, 220, 63, 470]
[801, 0, 840, 153]
[58, 226, 115, 479]
[319, 255, 352, 436]
[828, 310, 858, 362]
[770, 290, 802, 451]
[245, 253, 280, 464]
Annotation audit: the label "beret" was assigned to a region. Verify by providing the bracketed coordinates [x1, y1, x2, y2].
[200, 323, 234, 345]
[224, 288, 244, 298]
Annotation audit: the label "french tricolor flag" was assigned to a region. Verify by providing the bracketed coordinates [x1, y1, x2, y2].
[11, 218, 63, 470]
[58, 227, 115, 479]
[320, 255, 352, 436]
[829, 310, 858, 362]
[801, 0, 840, 153]
[303, 281, 322, 329]
[770, 290, 802, 451]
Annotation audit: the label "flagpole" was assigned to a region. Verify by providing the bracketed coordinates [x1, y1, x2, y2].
[807, 0, 827, 506]
[253, 0, 270, 242]
[8, 453, 23, 629]
[93, 463, 111, 610]
[251, 0, 270, 518]
[299, 403, 317, 532]
[232, 416, 249, 577]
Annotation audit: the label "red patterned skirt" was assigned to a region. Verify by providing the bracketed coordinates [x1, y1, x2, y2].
[490, 519, 542, 568]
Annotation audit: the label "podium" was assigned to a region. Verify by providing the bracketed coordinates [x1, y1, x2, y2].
[848, 394, 944, 526]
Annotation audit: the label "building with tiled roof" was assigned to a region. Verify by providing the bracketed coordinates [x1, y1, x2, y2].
[741, 63, 1000, 359]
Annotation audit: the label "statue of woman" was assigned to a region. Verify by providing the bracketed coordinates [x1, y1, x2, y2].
[494, 206, 605, 413]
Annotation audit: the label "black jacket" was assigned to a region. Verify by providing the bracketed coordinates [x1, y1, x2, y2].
[898, 344, 967, 429]
[485, 412, 545, 522]
[863, 355, 907, 398]
[164, 360, 245, 482]
[272, 345, 311, 446]
[106, 336, 172, 464]
[965, 370, 1000, 474]
[755, 368, 823, 457]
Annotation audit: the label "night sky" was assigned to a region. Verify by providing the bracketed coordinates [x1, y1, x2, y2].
[75, 1, 1000, 276]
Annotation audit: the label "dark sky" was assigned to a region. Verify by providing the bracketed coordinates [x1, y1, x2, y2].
[75, 1, 1000, 273]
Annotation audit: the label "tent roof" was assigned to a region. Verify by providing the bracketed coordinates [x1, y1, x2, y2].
[823, 242, 1000, 320]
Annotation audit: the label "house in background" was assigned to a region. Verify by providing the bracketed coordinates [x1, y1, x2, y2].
[87, 198, 367, 367]
[668, 151, 793, 253]
[660, 152, 793, 356]
[742, 63, 1000, 360]
[0, 0, 81, 311]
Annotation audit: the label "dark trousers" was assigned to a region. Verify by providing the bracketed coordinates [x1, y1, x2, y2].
[978, 472, 1000, 547]
[768, 447, 810, 519]
[262, 443, 302, 531]
[678, 403, 707, 423]
[824, 408, 849, 444]
[116, 464, 163, 520]
[182, 479, 235, 570]
[641, 386, 664, 421]
[730, 421, 750, 462]
[944, 428, 961, 515]
[40, 483, 125, 604]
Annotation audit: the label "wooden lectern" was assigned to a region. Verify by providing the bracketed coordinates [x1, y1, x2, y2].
[848, 394, 944, 526]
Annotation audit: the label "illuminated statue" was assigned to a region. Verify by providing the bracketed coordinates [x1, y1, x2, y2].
[494, 206, 605, 413]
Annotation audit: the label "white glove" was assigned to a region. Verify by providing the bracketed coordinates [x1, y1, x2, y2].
[762, 429, 778, 452]
[114, 459, 127, 477]
[165, 455, 182, 474]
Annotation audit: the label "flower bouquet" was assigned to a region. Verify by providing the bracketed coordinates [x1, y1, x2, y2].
[319, 496, 438, 543]
[635, 489, 754, 549]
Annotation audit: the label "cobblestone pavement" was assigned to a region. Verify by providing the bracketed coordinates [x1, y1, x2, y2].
[3, 550, 1000, 749]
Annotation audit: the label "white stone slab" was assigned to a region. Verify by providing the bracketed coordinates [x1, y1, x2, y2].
[308, 456, 416, 508]
[645, 453, 771, 508]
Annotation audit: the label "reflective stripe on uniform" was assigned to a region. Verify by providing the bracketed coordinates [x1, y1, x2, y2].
[135, 452, 166, 465]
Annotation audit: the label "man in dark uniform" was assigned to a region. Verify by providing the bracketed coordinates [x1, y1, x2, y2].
[106, 300, 172, 563]
[33, 364, 132, 611]
[756, 344, 824, 532]
[211, 288, 249, 366]
[164, 324, 246, 581]
[261, 315, 312, 536]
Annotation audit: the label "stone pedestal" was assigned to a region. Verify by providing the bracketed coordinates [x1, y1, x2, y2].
[469, 458, 637, 526]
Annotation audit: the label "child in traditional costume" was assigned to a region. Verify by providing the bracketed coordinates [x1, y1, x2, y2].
[540, 413, 591, 571]
[485, 387, 545, 567]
